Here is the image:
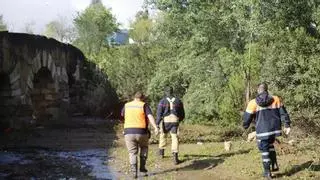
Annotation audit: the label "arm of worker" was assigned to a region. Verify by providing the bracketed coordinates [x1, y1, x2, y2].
[145, 104, 159, 135]
[243, 100, 256, 129]
[177, 100, 185, 121]
[120, 106, 125, 135]
[148, 114, 159, 135]
[120, 106, 125, 123]
[156, 99, 164, 128]
[279, 103, 291, 135]
[280, 105, 291, 128]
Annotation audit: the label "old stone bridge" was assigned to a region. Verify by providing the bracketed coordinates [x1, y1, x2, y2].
[0, 31, 86, 128]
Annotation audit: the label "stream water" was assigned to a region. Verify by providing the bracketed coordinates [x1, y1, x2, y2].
[0, 148, 116, 179]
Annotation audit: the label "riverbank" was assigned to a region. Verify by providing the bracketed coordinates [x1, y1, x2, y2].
[109, 124, 320, 179]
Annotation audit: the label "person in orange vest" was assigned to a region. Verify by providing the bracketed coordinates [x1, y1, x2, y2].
[156, 86, 185, 165]
[121, 91, 159, 178]
[243, 82, 291, 179]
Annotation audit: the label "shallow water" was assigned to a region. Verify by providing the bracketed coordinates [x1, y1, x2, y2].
[0, 148, 116, 179]
[57, 149, 116, 179]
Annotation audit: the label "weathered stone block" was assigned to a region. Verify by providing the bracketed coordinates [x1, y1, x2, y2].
[61, 75, 68, 83]
[31, 96, 45, 103]
[47, 83, 56, 89]
[29, 73, 34, 81]
[41, 89, 54, 94]
[36, 52, 41, 72]
[56, 66, 61, 76]
[20, 94, 26, 105]
[62, 67, 67, 76]
[9, 74, 20, 85]
[47, 54, 52, 70]
[54, 81, 59, 93]
[42, 51, 47, 67]
[27, 77, 33, 89]
[10, 80, 20, 90]
[32, 62, 38, 74]
[9, 65, 20, 83]
[51, 63, 56, 78]
[74, 63, 80, 81]
[30, 89, 41, 94]
[45, 94, 54, 100]
[11, 89, 21, 96]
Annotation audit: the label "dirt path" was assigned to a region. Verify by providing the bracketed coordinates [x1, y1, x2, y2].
[0, 117, 118, 179]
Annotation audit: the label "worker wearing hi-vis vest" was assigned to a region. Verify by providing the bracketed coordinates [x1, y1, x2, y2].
[156, 86, 185, 165]
[121, 91, 159, 178]
[243, 82, 291, 180]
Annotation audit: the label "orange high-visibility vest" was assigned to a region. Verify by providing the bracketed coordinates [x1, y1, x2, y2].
[124, 100, 147, 129]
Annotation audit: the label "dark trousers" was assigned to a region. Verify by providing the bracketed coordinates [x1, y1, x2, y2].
[257, 137, 277, 175]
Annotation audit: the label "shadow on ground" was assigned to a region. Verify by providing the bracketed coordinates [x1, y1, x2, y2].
[150, 149, 252, 176]
[275, 160, 320, 178]
[183, 149, 252, 160]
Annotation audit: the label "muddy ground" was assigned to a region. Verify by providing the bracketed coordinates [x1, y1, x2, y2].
[0, 117, 118, 180]
[1, 119, 320, 180]
[109, 125, 320, 180]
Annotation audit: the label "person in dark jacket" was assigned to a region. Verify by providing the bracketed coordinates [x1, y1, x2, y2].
[243, 82, 291, 179]
[156, 86, 185, 165]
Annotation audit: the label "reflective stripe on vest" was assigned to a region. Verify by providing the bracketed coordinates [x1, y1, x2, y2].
[164, 97, 178, 123]
[124, 101, 146, 129]
[166, 97, 176, 110]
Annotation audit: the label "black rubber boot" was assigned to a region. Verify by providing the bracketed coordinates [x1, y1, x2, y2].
[139, 156, 148, 176]
[270, 151, 279, 172]
[173, 152, 180, 165]
[130, 164, 138, 179]
[263, 162, 272, 179]
[158, 149, 164, 158]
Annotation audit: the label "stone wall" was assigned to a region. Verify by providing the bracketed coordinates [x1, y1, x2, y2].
[0, 31, 85, 128]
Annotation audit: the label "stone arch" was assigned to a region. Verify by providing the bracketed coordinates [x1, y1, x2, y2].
[30, 67, 59, 122]
[25, 50, 70, 123]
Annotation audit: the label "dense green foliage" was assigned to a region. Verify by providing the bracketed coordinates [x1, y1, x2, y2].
[72, 1, 320, 130]
[43, 17, 75, 43]
[73, 2, 117, 56]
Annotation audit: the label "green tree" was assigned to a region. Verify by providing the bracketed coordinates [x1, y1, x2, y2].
[73, 3, 117, 56]
[93, 10, 158, 101]
[79, 0, 320, 131]
[44, 16, 75, 43]
[129, 10, 153, 44]
[0, 15, 7, 31]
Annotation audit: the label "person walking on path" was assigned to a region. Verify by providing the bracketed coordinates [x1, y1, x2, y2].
[121, 91, 159, 178]
[156, 86, 185, 165]
[243, 82, 291, 179]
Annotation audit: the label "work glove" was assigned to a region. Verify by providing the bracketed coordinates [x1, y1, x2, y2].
[283, 127, 291, 135]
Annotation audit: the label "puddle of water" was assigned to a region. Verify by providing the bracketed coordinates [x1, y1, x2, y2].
[57, 149, 115, 179]
[0, 151, 23, 165]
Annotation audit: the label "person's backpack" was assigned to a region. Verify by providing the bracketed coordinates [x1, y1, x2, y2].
[163, 97, 179, 123]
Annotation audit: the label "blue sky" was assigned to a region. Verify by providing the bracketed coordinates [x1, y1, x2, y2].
[0, 0, 144, 33]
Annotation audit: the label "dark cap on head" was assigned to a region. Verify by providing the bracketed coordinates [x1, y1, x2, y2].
[164, 86, 173, 97]
[258, 82, 268, 93]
